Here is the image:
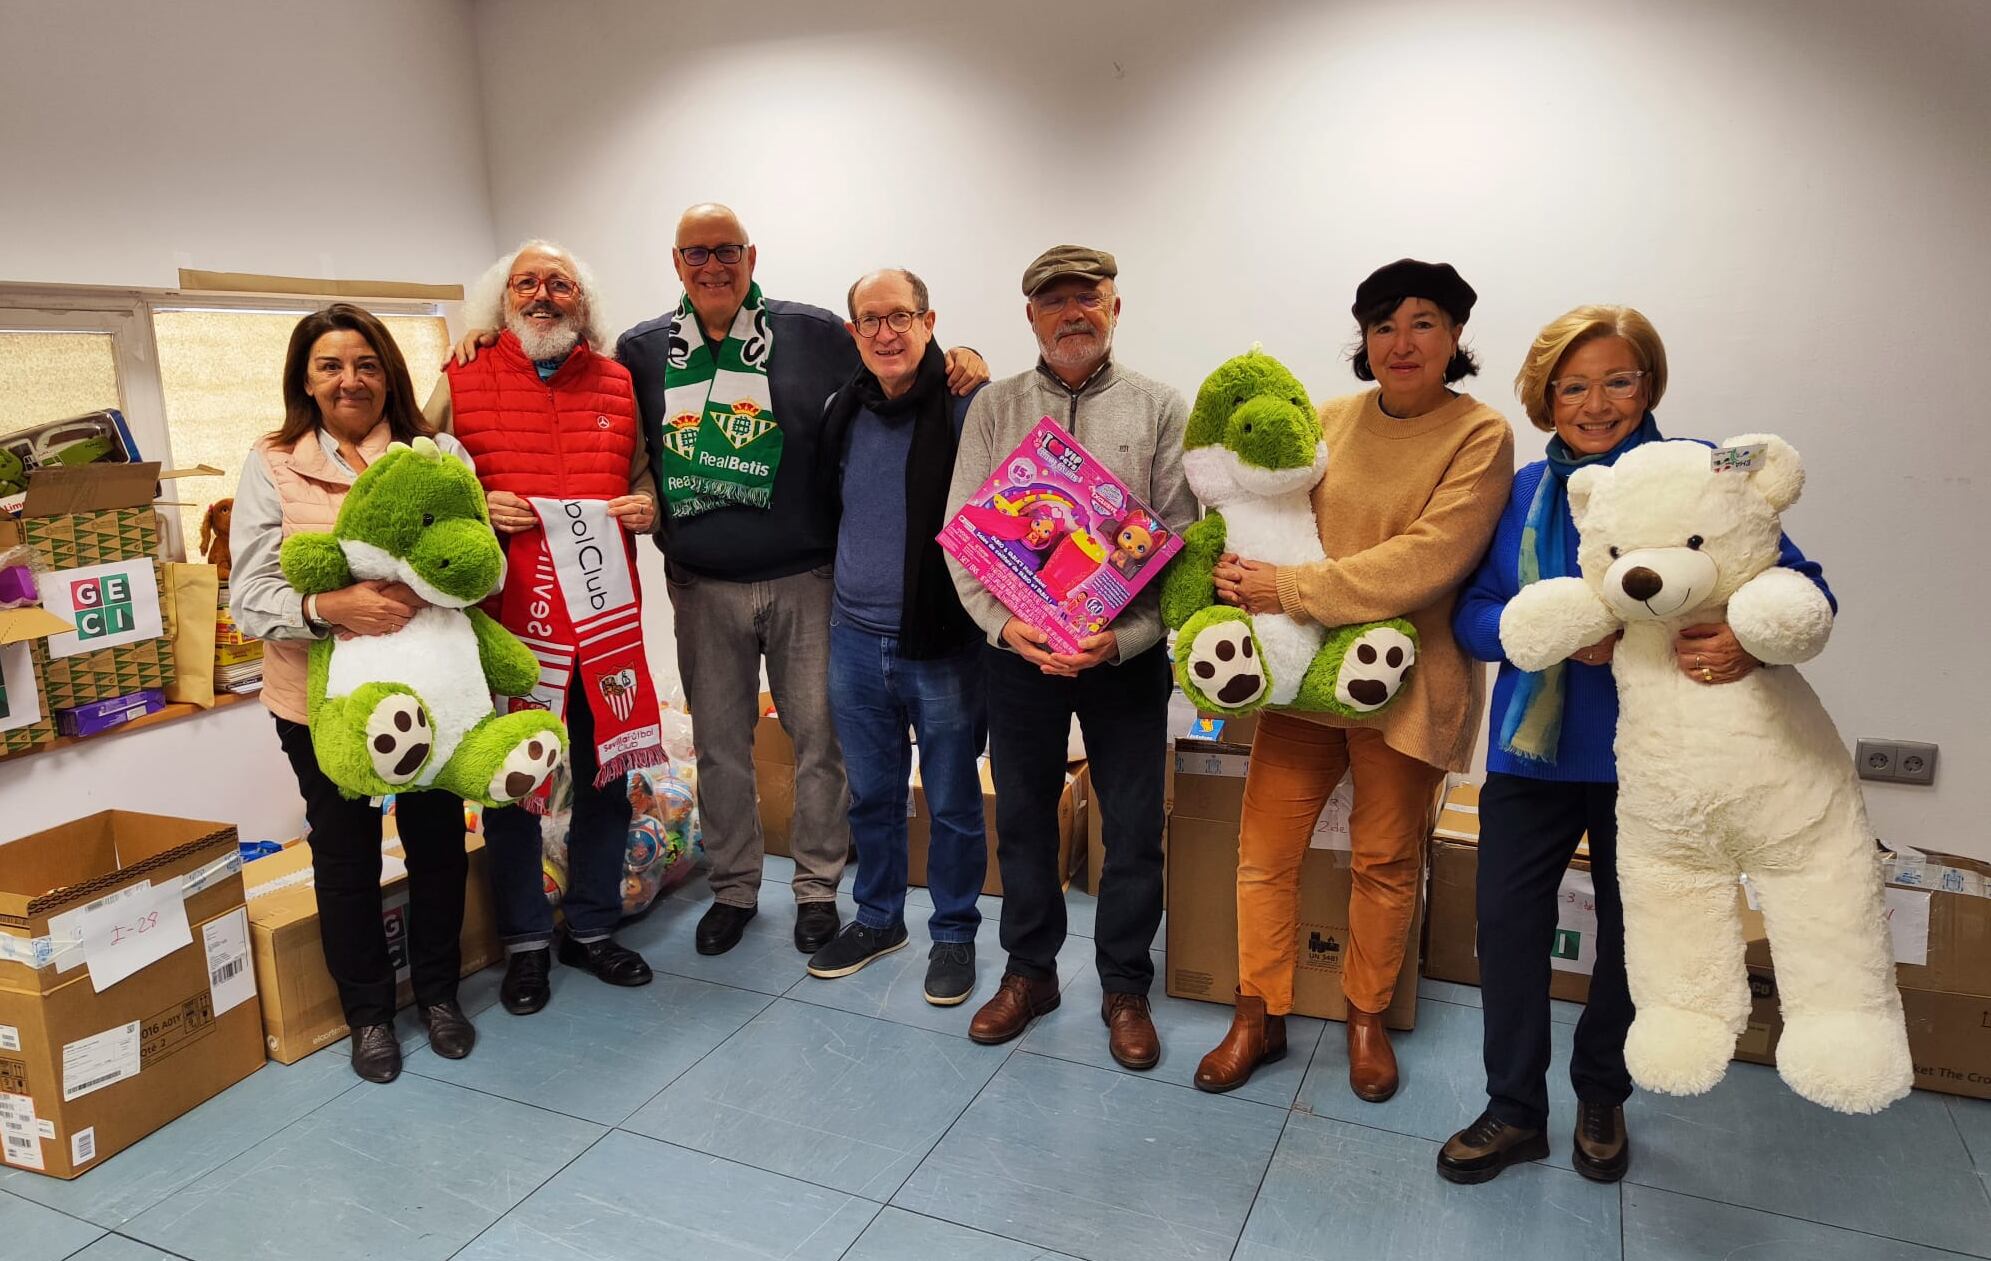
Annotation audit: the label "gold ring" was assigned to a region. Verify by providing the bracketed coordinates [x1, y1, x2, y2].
[1703, 668, 1714, 682]
[1695, 654, 1704, 670]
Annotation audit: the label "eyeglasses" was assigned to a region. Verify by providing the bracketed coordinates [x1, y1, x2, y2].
[509, 273, 576, 299]
[854, 309, 927, 338]
[1550, 370, 1647, 404]
[1031, 291, 1108, 315]
[676, 243, 747, 267]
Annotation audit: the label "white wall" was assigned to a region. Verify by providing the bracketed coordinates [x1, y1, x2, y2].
[1, 0, 497, 844]
[472, 0, 1990, 857]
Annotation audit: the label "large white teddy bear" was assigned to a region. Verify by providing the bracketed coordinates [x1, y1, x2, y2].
[1500, 434, 1911, 1114]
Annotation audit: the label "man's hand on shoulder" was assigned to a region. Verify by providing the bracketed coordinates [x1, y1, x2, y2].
[944, 347, 990, 395]
[452, 328, 500, 366]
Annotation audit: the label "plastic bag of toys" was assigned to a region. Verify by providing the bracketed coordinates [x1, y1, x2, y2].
[621, 760, 703, 915]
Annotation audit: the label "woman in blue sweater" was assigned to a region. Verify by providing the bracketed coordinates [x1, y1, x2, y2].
[1436, 306, 1832, 1186]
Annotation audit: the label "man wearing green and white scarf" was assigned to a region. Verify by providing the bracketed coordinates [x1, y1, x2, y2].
[617, 203, 990, 959]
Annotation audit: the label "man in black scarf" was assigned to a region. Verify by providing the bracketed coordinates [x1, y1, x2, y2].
[806, 268, 989, 1004]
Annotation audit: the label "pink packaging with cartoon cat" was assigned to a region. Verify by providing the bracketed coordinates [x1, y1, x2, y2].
[938, 418, 1183, 655]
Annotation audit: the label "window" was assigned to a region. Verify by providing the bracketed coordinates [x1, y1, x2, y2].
[151, 308, 449, 546]
[0, 287, 451, 557]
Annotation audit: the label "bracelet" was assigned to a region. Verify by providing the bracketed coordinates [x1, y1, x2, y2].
[303, 594, 328, 634]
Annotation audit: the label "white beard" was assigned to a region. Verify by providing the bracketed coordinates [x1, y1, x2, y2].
[507, 309, 582, 362]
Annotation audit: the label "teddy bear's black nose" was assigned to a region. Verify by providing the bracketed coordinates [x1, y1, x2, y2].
[1621, 566, 1663, 601]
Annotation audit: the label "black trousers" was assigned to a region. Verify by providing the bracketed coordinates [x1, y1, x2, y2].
[1477, 771, 1635, 1130]
[276, 717, 468, 1028]
[984, 643, 1170, 994]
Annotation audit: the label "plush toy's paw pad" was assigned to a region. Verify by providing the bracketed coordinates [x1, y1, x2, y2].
[1624, 1005, 1737, 1096]
[1185, 618, 1268, 709]
[365, 694, 432, 784]
[1776, 1011, 1914, 1114]
[489, 732, 562, 803]
[1335, 625, 1416, 713]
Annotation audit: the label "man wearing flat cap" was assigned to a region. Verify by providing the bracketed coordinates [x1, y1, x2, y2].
[943, 245, 1195, 1067]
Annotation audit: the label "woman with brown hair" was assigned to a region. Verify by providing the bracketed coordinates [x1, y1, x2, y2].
[1193, 260, 1514, 1102]
[229, 303, 482, 1083]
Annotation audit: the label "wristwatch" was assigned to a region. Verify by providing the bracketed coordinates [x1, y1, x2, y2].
[303, 594, 330, 635]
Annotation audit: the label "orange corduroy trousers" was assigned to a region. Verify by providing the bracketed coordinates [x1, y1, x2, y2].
[1236, 712, 1446, 1015]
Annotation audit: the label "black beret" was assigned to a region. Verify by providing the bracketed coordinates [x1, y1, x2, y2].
[1351, 259, 1477, 325]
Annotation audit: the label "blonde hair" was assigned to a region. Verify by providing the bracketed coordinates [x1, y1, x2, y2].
[1513, 305, 1668, 431]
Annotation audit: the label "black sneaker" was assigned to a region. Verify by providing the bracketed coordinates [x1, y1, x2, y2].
[924, 941, 976, 1006]
[806, 921, 909, 978]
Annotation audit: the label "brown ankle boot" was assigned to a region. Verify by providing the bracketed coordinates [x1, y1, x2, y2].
[1194, 993, 1288, 1093]
[1346, 1005, 1398, 1102]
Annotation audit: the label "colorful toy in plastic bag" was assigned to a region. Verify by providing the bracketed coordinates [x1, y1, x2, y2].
[621, 761, 702, 915]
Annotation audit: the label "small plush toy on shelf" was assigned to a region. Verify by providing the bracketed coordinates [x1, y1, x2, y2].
[1160, 348, 1418, 718]
[199, 498, 235, 579]
[279, 436, 567, 807]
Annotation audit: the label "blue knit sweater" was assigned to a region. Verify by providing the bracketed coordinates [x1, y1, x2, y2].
[1454, 448, 1836, 784]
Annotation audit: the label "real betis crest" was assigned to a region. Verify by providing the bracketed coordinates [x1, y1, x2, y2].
[661, 413, 701, 460]
[716, 399, 776, 449]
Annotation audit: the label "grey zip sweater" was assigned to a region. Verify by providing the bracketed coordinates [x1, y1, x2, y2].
[944, 360, 1195, 663]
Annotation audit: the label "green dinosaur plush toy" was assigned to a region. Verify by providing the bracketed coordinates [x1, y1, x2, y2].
[0, 448, 26, 497]
[280, 436, 566, 806]
[1160, 348, 1418, 718]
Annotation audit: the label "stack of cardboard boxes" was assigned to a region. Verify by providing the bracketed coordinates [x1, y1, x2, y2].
[0, 464, 181, 754]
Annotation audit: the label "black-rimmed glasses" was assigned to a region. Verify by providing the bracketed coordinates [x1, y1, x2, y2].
[676, 244, 747, 267]
[854, 310, 927, 338]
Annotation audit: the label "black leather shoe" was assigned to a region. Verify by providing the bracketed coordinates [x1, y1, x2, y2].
[557, 935, 655, 986]
[1572, 1101, 1630, 1182]
[350, 1023, 402, 1083]
[500, 947, 552, 1015]
[794, 901, 840, 954]
[696, 902, 758, 955]
[420, 1000, 476, 1059]
[1436, 1110, 1549, 1185]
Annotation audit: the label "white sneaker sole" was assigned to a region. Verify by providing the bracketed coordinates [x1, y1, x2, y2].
[924, 982, 974, 1007]
[806, 935, 908, 979]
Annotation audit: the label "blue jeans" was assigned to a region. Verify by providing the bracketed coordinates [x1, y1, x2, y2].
[828, 618, 986, 943]
[483, 675, 632, 947]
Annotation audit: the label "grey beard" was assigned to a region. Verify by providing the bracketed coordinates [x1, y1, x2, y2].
[507, 311, 582, 362]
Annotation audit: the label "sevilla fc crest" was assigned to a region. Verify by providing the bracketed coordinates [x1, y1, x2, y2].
[598, 668, 638, 722]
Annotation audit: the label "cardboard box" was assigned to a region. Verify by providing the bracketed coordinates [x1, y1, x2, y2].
[1734, 850, 1991, 1099]
[1164, 736, 1424, 1030]
[0, 606, 69, 755]
[4, 463, 176, 709]
[753, 693, 797, 857]
[244, 833, 501, 1064]
[0, 811, 264, 1179]
[1421, 782, 1597, 1003]
[906, 758, 1085, 897]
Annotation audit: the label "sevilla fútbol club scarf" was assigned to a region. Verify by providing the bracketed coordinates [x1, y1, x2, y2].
[495, 498, 665, 810]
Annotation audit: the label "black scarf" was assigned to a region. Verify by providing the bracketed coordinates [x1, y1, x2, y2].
[821, 342, 975, 659]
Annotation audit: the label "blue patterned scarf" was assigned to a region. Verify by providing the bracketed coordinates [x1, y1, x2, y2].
[1496, 413, 1661, 763]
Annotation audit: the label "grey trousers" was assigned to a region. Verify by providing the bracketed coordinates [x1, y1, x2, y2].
[666, 561, 849, 908]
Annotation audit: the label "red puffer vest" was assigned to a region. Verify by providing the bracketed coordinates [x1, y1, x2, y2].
[444, 331, 638, 501]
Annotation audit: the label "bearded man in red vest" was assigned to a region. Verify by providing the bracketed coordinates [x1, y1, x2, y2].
[423, 240, 661, 1015]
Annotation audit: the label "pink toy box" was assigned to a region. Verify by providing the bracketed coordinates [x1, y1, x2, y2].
[939, 418, 1183, 654]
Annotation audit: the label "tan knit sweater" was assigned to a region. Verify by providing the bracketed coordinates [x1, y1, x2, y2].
[1271, 388, 1515, 771]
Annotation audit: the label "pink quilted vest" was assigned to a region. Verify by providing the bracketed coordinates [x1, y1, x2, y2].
[253, 424, 393, 722]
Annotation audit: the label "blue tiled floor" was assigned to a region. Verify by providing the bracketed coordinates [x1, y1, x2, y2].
[4, 858, 1987, 1261]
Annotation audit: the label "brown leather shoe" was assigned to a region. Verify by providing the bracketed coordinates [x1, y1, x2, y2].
[1572, 1101, 1630, 1182]
[969, 972, 1060, 1045]
[1102, 993, 1160, 1070]
[1194, 993, 1287, 1093]
[1436, 1110, 1550, 1184]
[1346, 1005, 1398, 1102]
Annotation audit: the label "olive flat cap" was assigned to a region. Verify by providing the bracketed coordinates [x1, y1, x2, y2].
[1351, 258, 1477, 325]
[1022, 245, 1118, 296]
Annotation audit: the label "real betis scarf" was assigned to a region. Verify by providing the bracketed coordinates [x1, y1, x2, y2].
[658, 282, 781, 520]
[1497, 413, 1661, 763]
[495, 498, 665, 811]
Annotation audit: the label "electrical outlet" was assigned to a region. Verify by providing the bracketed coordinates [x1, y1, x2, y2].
[1895, 740, 1938, 785]
[1856, 738, 1898, 781]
